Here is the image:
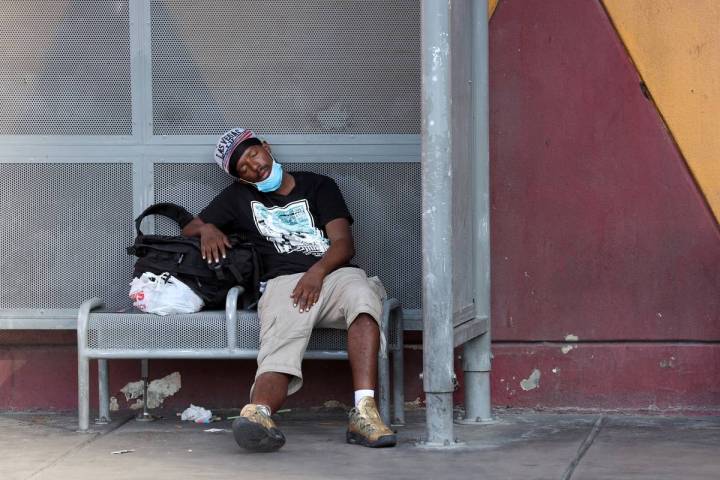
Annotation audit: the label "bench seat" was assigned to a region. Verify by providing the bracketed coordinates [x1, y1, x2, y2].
[77, 287, 404, 431]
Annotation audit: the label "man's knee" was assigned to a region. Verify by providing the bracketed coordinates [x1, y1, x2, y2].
[348, 313, 379, 332]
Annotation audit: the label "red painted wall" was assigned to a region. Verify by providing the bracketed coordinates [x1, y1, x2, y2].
[485, 0, 720, 411]
[490, 0, 720, 342]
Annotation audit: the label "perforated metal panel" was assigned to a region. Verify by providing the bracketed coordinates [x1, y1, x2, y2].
[235, 312, 393, 351]
[88, 310, 394, 351]
[234, 312, 396, 351]
[88, 312, 227, 349]
[150, 0, 420, 134]
[0, 164, 134, 309]
[0, 1, 131, 135]
[154, 163, 421, 309]
[235, 311, 261, 349]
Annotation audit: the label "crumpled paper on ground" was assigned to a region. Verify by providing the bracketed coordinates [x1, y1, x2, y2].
[180, 404, 213, 423]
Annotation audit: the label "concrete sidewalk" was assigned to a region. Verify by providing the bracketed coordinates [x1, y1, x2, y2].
[1, 408, 718, 480]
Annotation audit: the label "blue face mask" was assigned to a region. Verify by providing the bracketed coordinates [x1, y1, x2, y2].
[254, 158, 283, 192]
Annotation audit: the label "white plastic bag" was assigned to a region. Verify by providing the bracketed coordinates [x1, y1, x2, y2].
[180, 404, 213, 423]
[129, 272, 204, 315]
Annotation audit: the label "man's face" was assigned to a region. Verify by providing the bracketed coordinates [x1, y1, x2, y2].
[235, 143, 273, 183]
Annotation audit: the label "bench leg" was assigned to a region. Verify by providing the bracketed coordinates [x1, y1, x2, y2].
[378, 352, 390, 426]
[78, 355, 90, 431]
[97, 359, 110, 424]
[392, 306, 405, 425]
[377, 302, 393, 426]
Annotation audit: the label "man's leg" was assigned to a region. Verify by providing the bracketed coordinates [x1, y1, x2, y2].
[345, 312, 396, 448]
[233, 273, 312, 453]
[232, 372, 290, 452]
[313, 268, 396, 447]
[347, 313, 379, 390]
[251, 372, 290, 413]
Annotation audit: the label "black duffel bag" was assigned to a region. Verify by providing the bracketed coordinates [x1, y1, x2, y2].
[127, 202, 261, 309]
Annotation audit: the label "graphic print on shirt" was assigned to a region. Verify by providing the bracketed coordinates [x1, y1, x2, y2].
[251, 200, 330, 256]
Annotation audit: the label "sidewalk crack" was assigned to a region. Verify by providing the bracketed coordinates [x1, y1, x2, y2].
[561, 415, 605, 480]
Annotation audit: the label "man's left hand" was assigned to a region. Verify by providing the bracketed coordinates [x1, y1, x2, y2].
[290, 269, 325, 313]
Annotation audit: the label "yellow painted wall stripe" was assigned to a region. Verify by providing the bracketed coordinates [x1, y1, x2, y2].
[602, 0, 720, 222]
[489, 0, 499, 18]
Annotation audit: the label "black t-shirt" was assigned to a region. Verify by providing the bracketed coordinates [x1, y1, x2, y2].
[199, 172, 353, 281]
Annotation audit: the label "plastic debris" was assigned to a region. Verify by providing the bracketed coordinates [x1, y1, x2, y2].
[180, 404, 213, 423]
[203, 428, 231, 433]
[111, 449, 135, 455]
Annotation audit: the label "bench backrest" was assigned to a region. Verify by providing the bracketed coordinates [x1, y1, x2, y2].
[154, 162, 421, 311]
[0, 162, 420, 312]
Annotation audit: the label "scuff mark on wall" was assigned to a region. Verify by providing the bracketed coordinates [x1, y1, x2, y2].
[561, 335, 579, 354]
[520, 368, 541, 391]
[120, 371, 182, 409]
[659, 356, 677, 368]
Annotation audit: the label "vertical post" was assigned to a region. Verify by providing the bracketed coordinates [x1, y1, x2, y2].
[129, 0, 154, 231]
[377, 300, 391, 426]
[97, 359, 110, 424]
[78, 356, 90, 431]
[421, 0, 455, 446]
[226, 286, 242, 350]
[77, 298, 103, 432]
[136, 359, 154, 421]
[392, 306, 405, 425]
[462, 0, 492, 423]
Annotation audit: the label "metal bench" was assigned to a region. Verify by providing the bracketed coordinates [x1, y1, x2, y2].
[77, 286, 404, 431]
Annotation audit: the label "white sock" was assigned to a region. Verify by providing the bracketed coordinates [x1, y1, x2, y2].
[354, 389, 374, 407]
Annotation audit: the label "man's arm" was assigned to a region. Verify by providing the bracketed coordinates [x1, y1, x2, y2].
[290, 217, 354, 313]
[182, 217, 232, 264]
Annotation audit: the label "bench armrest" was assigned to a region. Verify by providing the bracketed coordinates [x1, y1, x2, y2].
[77, 298, 105, 354]
[225, 286, 245, 350]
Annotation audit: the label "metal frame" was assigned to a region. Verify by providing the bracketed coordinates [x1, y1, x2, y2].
[0, 0, 494, 448]
[421, 0, 491, 446]
[460, 0, 492, 425]
[77, 287, 404, 431]
[420, 0, 455, 447]
[0, 0, 421, 329]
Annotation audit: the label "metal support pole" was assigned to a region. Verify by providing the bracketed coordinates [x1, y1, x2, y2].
[78, 355, 90, 431]
[461, 0, 492, 424]
[392, 305, 405, 425]
[96, 359, 110, 424]
[225, 286, 243, 350]
[136, 358, 154, 421]
[77, 298, 103, 432]
[378, 299, 392, 426]
[462, 335, 492, 422]
[421, 0, 455, 447]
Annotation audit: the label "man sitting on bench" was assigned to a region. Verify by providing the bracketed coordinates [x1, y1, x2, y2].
[182, 128, 396, 452]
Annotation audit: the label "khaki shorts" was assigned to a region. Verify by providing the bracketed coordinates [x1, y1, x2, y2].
[253, 267, 387, 396]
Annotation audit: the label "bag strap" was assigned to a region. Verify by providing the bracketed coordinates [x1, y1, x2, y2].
[135, 202, 195, 236]
[226, 246, 262, 306]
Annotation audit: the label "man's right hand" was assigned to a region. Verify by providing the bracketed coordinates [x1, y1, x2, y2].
[199, 223, 232, 264]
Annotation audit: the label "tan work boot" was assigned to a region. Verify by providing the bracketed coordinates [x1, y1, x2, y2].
[346, 396, 397, 448]
[232, 404, 285, 452]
